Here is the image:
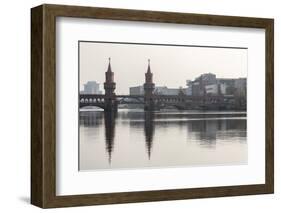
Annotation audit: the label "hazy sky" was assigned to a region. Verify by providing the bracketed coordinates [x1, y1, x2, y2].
[79, 42, 247, 95]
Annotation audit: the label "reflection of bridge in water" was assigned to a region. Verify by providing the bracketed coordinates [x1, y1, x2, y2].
[80, 58, 245, 111]
[80, 111, 246, 163]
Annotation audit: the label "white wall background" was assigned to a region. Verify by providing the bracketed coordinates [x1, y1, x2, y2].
[0, 0, 279, 212]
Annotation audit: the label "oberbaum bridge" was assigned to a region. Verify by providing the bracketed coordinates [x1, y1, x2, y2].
[79, 58, 240, 111]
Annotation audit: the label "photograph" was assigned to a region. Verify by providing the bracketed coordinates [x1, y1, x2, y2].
[78, 41, 248, 171]
[30, 4, 274, 208]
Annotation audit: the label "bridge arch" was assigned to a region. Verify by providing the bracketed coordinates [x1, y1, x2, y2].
[79, 104, 105, 110]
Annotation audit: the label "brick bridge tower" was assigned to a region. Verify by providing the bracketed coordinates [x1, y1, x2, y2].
[143, 59, 155, 111]
[104, 58, 117, 112]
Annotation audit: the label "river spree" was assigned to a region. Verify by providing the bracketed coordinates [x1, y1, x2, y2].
[79, 109, 247, 171]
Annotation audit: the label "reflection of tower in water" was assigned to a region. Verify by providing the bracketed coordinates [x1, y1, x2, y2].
[144, 111, 155, 159]
[104, 112, 117, 163]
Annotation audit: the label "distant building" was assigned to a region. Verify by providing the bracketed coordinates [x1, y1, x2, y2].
[186, 80, 192, 95]
[186, 73, 247, 96]
[81, 81, 102, 94]
[190, 73, 217, 96]
[217, 78, 246, 96]
[186, 87, 192, 96]
[216, 78, 236, 95]
[205, 84, 219, 95]
[154, 86, 183, 95]
[195, 73, 217, 85]
[153, 86, 164, 95]
[217, 78, 235, 86]
[130, 86, 144, 95]
[234, 78, 246, 88]
[130, 85, 187, 95]
[191, 81, 202, 96]
[129, 73, 246, 97]
[205, 83, 228, 95]
[234, 78, 247, 97]
[220, 83, 227, 95]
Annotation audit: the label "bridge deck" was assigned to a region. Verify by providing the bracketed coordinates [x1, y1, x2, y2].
[80, 94, 235, 100]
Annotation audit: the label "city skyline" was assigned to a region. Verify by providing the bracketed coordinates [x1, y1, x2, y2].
[80, 71, 246, 96]
[79, 42, 247, 95]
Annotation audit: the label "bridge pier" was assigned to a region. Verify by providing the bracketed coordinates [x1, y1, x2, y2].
[144, 98, 155, 111]
[104, 98, 118, 112]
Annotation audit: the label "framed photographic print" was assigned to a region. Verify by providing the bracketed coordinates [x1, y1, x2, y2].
[31, 4, 274, 208]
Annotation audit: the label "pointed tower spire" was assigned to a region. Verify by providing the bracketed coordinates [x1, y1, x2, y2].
[147, 59, 151, 73]
[145, 59, 153, 84]
[144, 58, 155, 111]
[107, 57, 112, 73]
[104, 57, 117, 111]
[104, 57, 116, 95]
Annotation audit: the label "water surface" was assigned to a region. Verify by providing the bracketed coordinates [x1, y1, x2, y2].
[79, 109, 247, 171]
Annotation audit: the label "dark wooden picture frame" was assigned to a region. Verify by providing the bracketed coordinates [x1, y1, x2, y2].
[31, 4, 274, 208]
